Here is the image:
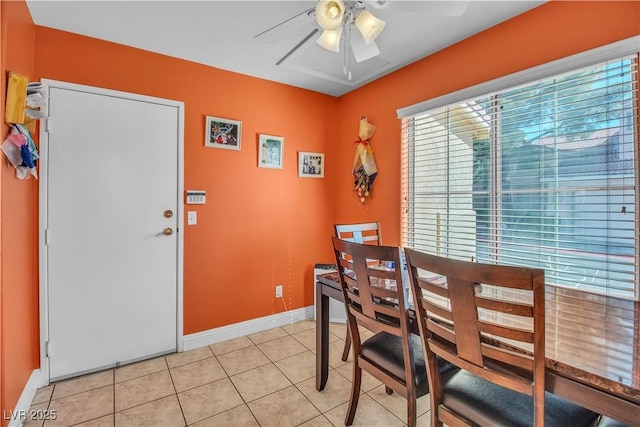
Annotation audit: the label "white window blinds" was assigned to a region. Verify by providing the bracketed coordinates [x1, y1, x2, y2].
[400, 51, 639, 300]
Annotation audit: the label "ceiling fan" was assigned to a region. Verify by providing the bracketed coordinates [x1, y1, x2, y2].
[314, 0, 385, 63]
[254, 1, 469, 79]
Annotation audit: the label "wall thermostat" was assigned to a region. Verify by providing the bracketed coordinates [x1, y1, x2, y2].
[186, 190, 206, 204]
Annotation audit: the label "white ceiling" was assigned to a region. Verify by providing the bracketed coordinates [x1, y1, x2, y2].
[25, 0, 546, 97]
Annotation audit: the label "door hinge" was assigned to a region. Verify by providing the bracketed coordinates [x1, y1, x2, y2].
[45, 229, 51, 245]
[45, 341, 51, 357]
[45, 117, 52, 132]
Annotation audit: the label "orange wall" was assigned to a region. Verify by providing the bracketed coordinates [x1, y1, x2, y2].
[0, 0, 38, 424]
[334, 0, 640, 246]
[1, 0, 639, 420]
[33, 28, 339, 334]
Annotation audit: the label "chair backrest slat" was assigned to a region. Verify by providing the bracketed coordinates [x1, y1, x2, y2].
[481, 343, 534, 371]
[445, 277, 484, 365]
[426, 318, 456, 344]
[419, 277, 449, 298]
[478, 321, 535, 343]
[422, 300, 453, 322]
[475, 295, 534, 316]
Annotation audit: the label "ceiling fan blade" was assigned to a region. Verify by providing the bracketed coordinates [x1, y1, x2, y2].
[253, 7, 315, 44]
[350, 29, 380, 63]
[394, 1, 469, 17]
[276, 29, 320, 66]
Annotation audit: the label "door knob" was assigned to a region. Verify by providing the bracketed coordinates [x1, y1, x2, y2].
[163, 210, 174, 218]
[162, 228, 174, 236]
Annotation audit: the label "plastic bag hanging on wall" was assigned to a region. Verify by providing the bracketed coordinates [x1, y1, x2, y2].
[1, 124, 39, 179]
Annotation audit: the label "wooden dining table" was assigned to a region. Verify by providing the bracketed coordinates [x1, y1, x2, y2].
[315, 271, 640, 426]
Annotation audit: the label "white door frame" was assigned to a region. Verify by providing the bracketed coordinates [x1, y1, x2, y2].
[38, 79, 184, 383]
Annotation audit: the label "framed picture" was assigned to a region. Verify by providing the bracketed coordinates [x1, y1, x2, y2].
[298, 151, 325, 178]
[258, 134, 284, 169]
[205, 116, 242, 151]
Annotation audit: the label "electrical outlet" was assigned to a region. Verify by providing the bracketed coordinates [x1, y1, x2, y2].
[275, 285, 283, 298]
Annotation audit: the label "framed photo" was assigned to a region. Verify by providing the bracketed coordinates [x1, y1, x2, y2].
[298, 151, 325, 178]
[205, 116, 242, 151]
[258, 134, 284, 169]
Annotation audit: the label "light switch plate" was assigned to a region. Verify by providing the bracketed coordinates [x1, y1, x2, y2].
[187, 211, 197, 225]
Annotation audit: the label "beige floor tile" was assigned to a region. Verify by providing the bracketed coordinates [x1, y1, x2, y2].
[248, 386, 320, 427]
[217, 345, 270, 376]
[32, 385, 54, 405]
[170, 357, 227, 393]
[274, 350, 316, 384]
[115, 394, 185, 427]
[52, 370, 113, 400]
[189, 404, 258, 427]
[360, 329, 376, 341]
[23, 417, 44, 427]
[73, 414, 114, 426]
[291, 329, 316, 350]
[230, 363, 292, 402]
[297, 373, 352, 413]
[247, 327, 288, 344]
[209, 336, 254, 356]
[45, 385, 113, 426]
[165, 346, 214, 369]
[298, 414, 336, 427]
[292, 328, 340, 351]
[417, 409, 433, 426]
[335, 363, 383, 392]
[115, 356, 168, 383]
[323, 393, 404, 427]
[328, 339, 352, 368]
[177, 378, 244, 425]
[258, 335, 307, 362]
[366, 384, 430, 423]
[23, 402, 48, 427]
[281, 319, 315, 335]
[329, 322, 348, 339]
[115, 370, 175, 411]
[27, 401, 48, 411]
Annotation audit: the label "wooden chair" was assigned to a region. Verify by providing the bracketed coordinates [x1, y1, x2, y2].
[334, 222, 382, 361]
[404, 249, 600, 427]
[331, 237, 452, 427]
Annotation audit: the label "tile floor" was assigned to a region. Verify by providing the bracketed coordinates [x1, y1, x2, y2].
[26, 320, 433, 427]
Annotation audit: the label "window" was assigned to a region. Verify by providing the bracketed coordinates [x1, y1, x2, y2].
[400, 42, 639, 300]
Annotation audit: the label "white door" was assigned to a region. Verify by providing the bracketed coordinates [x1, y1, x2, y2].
[42, 83, 183, 381]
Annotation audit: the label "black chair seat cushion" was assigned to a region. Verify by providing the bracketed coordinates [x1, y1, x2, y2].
[360, 332, 456, 394]
[441, 369, 599, 427]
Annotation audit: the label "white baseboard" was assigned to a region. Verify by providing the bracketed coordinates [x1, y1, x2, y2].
[183, 305, 314, 351]
[7, 369, 47, 427]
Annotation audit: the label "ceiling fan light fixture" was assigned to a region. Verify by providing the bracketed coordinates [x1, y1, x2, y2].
[350, 28, 379, 63]
[317, 27, 342, 52]
[355, 10, 385, 45]
[316, 0, 345, 31]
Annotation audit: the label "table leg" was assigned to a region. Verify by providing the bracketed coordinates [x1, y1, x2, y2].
[316, 281, 330, 391]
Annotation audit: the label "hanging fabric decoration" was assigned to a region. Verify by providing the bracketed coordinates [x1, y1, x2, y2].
[353, 116, 378, 204]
